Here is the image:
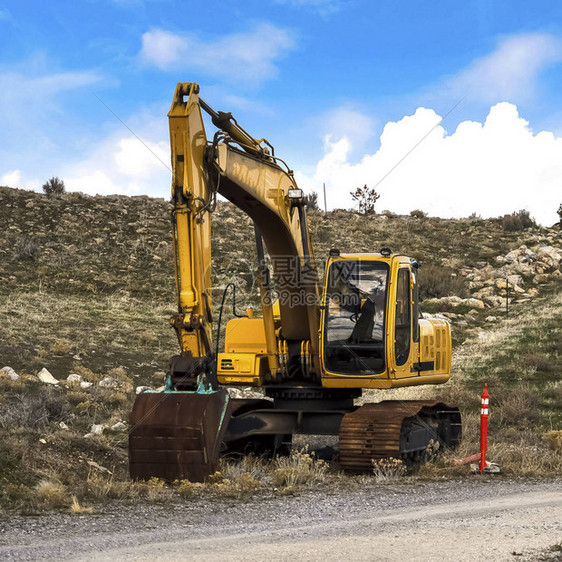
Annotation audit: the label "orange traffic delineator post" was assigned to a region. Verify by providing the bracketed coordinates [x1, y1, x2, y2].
[479, 383, 489, 473]
[451, 383, 499, 473]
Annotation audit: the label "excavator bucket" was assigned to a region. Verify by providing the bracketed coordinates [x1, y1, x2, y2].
[129, 389, 231, 482]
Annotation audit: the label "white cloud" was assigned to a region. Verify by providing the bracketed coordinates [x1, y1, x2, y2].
[302, 102, 562, 225]
[62, 112, 170, 198]
[446, 32, 562, 103]
[0, 169, 41, 191]
[138, 29, 186, 69]
[1, 169, 21, 187]
[320, 106, 376, 152]
[139, 24, 295, 84]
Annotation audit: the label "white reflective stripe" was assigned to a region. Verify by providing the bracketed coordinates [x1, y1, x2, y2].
[482, 398, 489, 405]
[481, 408, 489, 415]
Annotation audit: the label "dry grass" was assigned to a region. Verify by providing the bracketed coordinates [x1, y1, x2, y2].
[176, 480, 205, 499]
[35, 480, 68, 509]
[371, 458, 407, 482]
[487, 436, 562, 476]
[271, 447, 328, 488]
[541, 430, 562, 451]
[70, 495, 94, 514]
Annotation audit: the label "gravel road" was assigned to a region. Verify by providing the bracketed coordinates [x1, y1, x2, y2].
[1, 478, 560, 561]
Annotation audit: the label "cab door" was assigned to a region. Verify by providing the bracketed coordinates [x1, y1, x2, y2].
[392, 266, 414, 378]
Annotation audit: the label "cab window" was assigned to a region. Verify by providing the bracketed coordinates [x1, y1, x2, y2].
[323, 259, 389, 374]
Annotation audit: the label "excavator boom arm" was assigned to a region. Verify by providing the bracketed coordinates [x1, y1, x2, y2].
[168, 82, 320, 384]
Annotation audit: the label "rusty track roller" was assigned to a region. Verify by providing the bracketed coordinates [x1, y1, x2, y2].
[339, 400, 461, 471]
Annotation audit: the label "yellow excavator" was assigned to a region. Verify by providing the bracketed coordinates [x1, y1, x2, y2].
[129, 83, 461, 482]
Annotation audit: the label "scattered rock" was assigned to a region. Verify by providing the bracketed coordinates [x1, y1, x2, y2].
[80, 381, 94, 389]
[463, 298, 485, 309]
[227, 387, 264, 399]
[37, 368, 59, 385]
[87, 460, 112, 475]
[520, 252, 537, 264]
[136, 385, 151, 394]
[473, 286, 495, 299]
[1, 366, 19, 380]
[99, 376, 119, 388]
[424, 296, 463, 307]
[527, 288, 539, 296]
[506, 274, 523, 286]
[84, 424, 105, 438]
[152, 371, 167, 384]
[486, 316, 497, 322]
[483, 295, 505, 308]
[227, 388, 244, 399]
[534, 273, 550, 284]
[111, 421, 127, 432]
[67, 374, 82, 384]
[504, 250, 519, 264]
[495, 279, 508, 290]
[59, 421, 69, 430]
[537, 245, 560, 264]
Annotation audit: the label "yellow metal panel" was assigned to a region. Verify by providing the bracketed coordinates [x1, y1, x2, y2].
[217, 352, 268, 386]
[224, 318, 268, 354]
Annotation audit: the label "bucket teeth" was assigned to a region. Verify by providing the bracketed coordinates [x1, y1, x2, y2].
[129, 389, 231, 482]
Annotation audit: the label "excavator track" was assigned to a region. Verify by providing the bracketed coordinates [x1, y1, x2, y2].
[339, 400, 461, 471]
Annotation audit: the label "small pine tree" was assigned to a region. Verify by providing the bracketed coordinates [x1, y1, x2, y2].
[42, 177, 65, 195]
[350, 184, 380, 215]
[557, 203, 562, 224]
[305, 191, 319, 210]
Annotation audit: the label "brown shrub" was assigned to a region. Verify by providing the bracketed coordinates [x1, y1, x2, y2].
[0, 389, 70, 430]
[502, 210, 535, 231]
[410, 209, 427, 219]
[419, 265, 469, 299]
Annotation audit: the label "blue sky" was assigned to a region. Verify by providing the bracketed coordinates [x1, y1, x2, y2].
[1, 0, 562, 223]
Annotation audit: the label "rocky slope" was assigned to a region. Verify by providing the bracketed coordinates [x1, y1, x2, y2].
[0, 184, 560, 511]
